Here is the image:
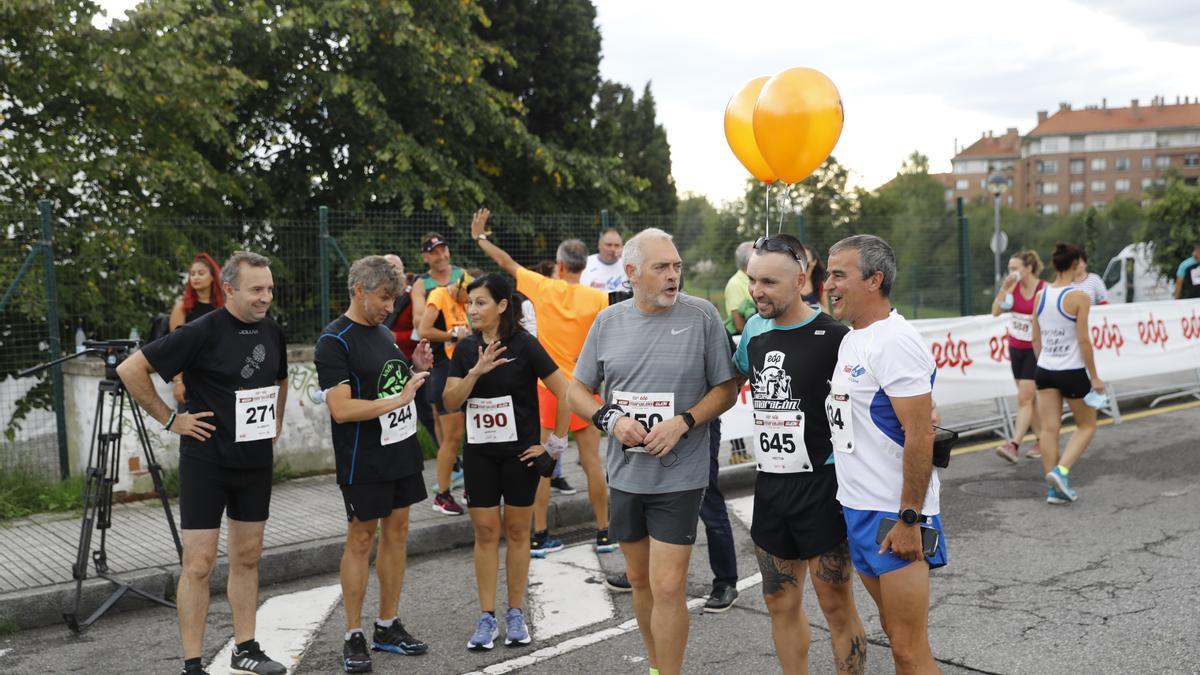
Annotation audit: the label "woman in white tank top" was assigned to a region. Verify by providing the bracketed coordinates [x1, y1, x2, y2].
[1030, 242, 1104, 505]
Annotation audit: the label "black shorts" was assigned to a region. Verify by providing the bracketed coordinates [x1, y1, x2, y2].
[340, 473, 428, 522]
[752, 468, 846, 560]
[179, 454, 272, 529]
[609, 487, 705, 546]
[1035, 367, 1090, 399]
[463, 448, 540, 508]
[1009, 346, 1037, 381]
[427, 360, 460, 416]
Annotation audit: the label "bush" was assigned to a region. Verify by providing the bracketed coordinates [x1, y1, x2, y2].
[0, 468, 84, 521]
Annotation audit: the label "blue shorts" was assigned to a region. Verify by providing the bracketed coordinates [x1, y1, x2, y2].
[842, 507, 948, 578]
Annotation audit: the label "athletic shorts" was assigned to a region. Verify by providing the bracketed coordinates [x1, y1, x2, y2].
[751, 468, 846, 560]
[1009, 346, 1037, 381]
[1035, 367, 1090, 399]
[609, 487, 705, 546]
[340, 473, 427, 522]
[842, 507, 948, 578]
[178, 454, 272, 529]
[427, 360, 460, 415]
[537, 385, 599, 433]
[463, 448, 540, 508]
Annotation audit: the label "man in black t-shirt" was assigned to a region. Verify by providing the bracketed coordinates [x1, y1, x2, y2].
[314, 256, 434, 673]
[730, 235, 866, 675]
[118, 251, 289, 675]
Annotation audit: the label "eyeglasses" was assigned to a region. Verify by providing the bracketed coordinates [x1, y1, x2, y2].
[753, 236, 806, 266]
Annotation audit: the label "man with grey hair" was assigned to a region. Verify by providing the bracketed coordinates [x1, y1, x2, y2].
[118, 251, 289, 675]
[724, 240, 756, 335]
[470, 209, 614, 557]
[567, 227, 739, 675]
[315, 255, 435, 672]
[824, 234, 944, 675]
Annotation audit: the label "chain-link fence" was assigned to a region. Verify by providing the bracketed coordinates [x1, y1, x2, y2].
[3, 200, 1145, 478]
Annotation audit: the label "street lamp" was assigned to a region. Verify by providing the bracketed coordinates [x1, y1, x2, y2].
[987, 172, 1010, 295]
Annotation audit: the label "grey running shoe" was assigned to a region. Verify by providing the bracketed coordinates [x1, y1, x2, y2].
[230, 640, 286, 675]
[467, 612, 499, 651]
[504, 607, 532, 646]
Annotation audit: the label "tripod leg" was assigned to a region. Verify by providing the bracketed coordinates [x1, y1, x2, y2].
[65, 388, 114, 632]
[128, 395, 183, 561]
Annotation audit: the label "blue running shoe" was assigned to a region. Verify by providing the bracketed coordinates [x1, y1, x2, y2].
[451, 467, 465, 489]
[467, 612, 499, 651]
[530, 531, 564, 559]
[504, 608, 532, 647]
[595, 529, 619, 554]
[1045, 467, 1078, 502]
[1046, 487, 1068, 505]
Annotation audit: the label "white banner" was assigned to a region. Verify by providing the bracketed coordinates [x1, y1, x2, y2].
[719, 299, 1200, 438]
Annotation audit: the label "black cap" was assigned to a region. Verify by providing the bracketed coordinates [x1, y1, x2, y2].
[421, 234, 447, 253]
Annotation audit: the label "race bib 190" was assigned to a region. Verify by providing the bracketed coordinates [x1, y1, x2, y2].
[235, 385, 279, 442]
[465, 395, 518, 444]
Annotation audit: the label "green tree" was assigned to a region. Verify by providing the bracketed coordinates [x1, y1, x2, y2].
[739, 156, 854, 243]
[593, 82, 678, 214]
[1141, 177, 1200, 279]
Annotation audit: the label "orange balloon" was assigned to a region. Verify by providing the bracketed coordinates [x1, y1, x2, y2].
[724, 77, 777, 183]
[753, 67, 843, 184]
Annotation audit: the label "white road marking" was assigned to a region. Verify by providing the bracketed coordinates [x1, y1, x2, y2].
[0, 648, 10, 657]
[528, 544, 614, 640]
[208, 583, 343, 675]
[726, 494, 755, 529]
[464, 572, 762, 674]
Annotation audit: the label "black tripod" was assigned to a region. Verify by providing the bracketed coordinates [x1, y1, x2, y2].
[20, 339, 182, 632]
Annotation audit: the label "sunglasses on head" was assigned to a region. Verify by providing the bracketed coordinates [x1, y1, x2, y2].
[753, 236, 806, 266]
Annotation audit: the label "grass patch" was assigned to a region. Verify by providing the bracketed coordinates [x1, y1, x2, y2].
[0, 617, 18, 636]
[0, 468, 84, 521]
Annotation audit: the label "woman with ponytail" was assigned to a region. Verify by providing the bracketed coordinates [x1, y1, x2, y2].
[1030, 242, 1105, 505]
[442, 273, 571, 651]
[991, 249, 1045, 463]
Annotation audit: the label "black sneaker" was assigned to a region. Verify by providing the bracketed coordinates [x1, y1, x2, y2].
[373, 620, 429, 655]
[703, 584, 738, 613]
[604, 572, 632, 592]
[596, 529, 619, 553]
[230, 640, 287, 675]
[343, 632, 372, 673]
[180, 665, 210, 675]
[550, 477, 577, 495]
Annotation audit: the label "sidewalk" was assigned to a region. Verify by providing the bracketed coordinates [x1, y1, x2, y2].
[2, 370, 1195, 631]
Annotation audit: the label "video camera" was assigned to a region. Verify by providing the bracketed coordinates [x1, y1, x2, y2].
[82, 339, 141, 380]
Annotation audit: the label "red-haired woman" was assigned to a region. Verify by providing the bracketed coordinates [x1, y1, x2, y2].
[168, 253, 225, 402]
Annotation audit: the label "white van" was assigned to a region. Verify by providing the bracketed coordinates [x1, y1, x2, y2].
[1101, 242, 1174, 303]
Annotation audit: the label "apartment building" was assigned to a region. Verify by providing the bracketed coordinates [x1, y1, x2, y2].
[946, 98, 1200, 213]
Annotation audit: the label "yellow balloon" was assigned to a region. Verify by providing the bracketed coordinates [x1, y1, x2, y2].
[724, 77, 777, 183]
[752, 67, 844, 184]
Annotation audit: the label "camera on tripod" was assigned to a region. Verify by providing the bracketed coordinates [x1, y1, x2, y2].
[80, 339, 139, 381]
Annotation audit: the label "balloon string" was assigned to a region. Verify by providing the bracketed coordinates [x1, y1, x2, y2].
[763, 183, 770, 239]
[777, 185, 786, 236]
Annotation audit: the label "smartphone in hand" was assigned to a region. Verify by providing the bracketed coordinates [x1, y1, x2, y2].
[875, 517, 940, 558]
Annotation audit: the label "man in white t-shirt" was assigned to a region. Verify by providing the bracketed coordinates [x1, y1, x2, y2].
[824, 234, 945, 675]
[580, 227, 630, 294]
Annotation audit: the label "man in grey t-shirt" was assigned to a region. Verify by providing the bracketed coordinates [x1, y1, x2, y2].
[569, 228, 738, 675]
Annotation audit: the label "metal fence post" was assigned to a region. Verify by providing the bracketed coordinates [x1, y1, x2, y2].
[957, 197, 972, 316]
[39, 200, 70, 479]
[319, 206, 330, 328]
[600, 209, 609, 234]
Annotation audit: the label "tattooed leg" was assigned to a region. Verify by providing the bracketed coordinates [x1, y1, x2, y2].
[756, 547, 810, 673]
[809, 541, 867, 675]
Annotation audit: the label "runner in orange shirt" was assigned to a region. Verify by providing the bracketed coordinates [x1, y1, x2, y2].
[470, 208, 616, 556]
[419, 273, 472, 516]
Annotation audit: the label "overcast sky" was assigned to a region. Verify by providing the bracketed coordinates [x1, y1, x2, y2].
[97, 0, 1200, 204]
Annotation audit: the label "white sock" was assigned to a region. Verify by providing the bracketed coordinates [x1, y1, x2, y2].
[345, 628, 363, 641]
[376, 616, 396, 627]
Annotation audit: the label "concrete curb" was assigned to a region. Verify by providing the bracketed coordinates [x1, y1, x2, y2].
[1, 463, 757, 632]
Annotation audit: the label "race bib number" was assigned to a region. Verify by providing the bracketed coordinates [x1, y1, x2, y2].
[235, 385, 278, 442]
[825, 386, 854, 454]
[1009, 312, 1033, 342]
[612, 390, 675, 453]
[1191, 266, 1200, 286]
[752, 410, 811, 473]
[466, 396, 518, 444]
[379, 395, 417, 445]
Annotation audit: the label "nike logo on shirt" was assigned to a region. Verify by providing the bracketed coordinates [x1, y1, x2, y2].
[670, 327, 691, 335]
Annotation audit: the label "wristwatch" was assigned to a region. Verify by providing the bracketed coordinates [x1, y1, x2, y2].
[898, 508, 926, 525]
[474, 233, 489, 242]
[680, 411, 696, 431]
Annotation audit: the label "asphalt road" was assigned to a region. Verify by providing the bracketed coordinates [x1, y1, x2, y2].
[3, 403, 1198, 674]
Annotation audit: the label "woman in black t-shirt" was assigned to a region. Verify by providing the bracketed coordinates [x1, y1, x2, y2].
[169, 252, 226, 404]
[444, 274, 570, 651]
